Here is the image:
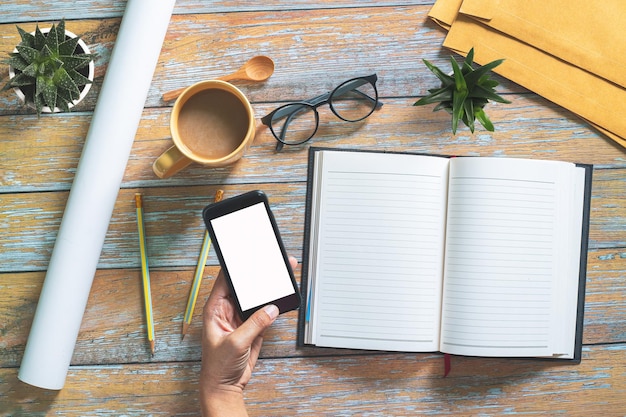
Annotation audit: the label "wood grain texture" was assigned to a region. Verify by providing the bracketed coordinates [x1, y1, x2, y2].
[1, 344, 624, 416]
[0, 1, 624, 416]
[1, 175, 624, 272]
[1, 97, 625, 192]
[0, 0, 435, 24]
[2, 5, 534, 115]
[0, 248, 624, 369]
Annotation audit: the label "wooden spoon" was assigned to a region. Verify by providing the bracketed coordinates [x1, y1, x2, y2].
[162, 55, 275, 101]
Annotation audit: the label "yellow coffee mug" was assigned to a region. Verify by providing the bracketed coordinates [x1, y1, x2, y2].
[153, 80, 255, 179]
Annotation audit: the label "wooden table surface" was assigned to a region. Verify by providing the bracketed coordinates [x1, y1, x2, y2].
[1, 1, 625, 415]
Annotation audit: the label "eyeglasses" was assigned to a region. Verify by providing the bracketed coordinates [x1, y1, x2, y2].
[261, 74, 382, 151]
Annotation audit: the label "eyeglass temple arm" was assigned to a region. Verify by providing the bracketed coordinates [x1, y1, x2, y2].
[269, 80, 382, 122]
[265, 94, 328, 122]
[331, 78, 383, 108]
[305, 79, 374, 107]
[306, 88, 382, 109]
[352, 89, 383, 109]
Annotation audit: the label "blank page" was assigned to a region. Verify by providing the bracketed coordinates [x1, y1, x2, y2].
[308, 151, 450, 352]
[440, 157, 583, 358]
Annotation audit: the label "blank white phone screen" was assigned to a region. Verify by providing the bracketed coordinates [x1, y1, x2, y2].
[210, 202, 295, 311]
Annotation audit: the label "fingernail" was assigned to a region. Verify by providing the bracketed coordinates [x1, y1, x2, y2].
[264, 304, 279, 320]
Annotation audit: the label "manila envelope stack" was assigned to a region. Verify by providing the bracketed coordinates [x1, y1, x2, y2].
[429, 0, 626, 148]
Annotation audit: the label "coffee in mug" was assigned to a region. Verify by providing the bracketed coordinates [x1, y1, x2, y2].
[153, 80, 255, 178]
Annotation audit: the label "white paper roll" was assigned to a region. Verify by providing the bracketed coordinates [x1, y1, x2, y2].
[18, 0, 177, 390]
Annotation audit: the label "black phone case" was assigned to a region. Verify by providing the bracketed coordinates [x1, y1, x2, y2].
[202, 190, 301, 320]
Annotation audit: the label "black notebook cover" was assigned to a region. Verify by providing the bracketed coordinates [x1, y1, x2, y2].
[297, 147, 591, 363]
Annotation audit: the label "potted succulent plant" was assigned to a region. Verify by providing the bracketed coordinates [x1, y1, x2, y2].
[414, 48, 510, 134]
[2, 19, 95, 116]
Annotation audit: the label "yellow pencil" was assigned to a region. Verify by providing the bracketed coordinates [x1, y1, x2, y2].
[135, 193, 155, 355]
[182, 189, 224, 339]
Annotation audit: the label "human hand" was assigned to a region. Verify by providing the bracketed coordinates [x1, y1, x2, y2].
[200, 257, 298, 416]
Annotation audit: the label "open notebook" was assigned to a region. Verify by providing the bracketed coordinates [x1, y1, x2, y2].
[297, 148, 591, 362]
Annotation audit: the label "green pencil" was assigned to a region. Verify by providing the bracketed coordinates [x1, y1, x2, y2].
[182, 190, 223, 339]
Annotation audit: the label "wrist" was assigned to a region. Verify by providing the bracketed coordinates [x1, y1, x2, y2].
[200, 385, 248, 417]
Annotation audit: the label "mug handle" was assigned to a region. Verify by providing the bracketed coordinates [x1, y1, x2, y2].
[152, 145, 193, 179]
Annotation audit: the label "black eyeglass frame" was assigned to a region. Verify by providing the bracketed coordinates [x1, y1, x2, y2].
[261, 74, 382, 150]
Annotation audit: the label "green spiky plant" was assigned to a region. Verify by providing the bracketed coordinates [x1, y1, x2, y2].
[2, 19, 93, 116]
[414, 48, 510, 134]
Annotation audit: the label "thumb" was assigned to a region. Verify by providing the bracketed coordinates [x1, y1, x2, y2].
[233, 304, 279, 346]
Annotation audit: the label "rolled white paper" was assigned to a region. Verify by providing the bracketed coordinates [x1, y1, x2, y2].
[18, 0, 176, 390]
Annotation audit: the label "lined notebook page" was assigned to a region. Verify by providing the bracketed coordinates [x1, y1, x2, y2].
[440, 157, 581, 358]
[309, 151, 450, 352]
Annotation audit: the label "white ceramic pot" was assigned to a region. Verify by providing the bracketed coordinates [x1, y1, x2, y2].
[8, 28, 95, 113]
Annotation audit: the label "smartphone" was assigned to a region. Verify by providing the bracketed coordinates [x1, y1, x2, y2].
[202, 190, 301, 320]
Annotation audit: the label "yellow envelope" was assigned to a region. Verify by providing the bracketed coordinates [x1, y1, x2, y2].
[458, 0, 626, 88]
[428, 0, 626, 148]
[587, 122, 626, 148]
[429, 0, 463, 29]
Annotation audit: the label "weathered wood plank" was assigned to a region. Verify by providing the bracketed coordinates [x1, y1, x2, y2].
[0, 0, 434, 24]
[1, 172, 624, 272]
[2, 5, 530, 116]
[1, 344, 624, 416]
[247, 345, 626, 416]
[1, 97, 623, 194]
[1, 248, 623, 368]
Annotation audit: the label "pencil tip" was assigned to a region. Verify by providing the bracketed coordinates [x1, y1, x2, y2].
[182, 322, 189, 340]
[150, 340, 155, 355]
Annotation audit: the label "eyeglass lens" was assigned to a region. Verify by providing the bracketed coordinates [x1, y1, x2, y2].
[268, 76, 378, 146]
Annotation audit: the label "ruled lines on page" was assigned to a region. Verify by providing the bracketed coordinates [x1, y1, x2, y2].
[440, 159, 560, 357]
[312, 151, 449, 351]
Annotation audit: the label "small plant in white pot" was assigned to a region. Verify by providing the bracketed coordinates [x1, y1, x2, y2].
[2, 19, 95, 116]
